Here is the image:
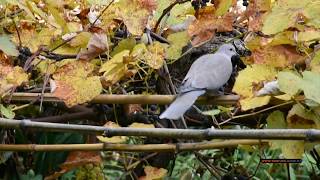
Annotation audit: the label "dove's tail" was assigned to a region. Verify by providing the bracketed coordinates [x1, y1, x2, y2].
[159, 90, 206, 120]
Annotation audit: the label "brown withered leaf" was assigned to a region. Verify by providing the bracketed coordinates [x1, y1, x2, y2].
[77, 33, 108, 60]
[45, 151, 101, 180]
[188, 6, 234, 46]
[248, 45, 305, 68]
[245, 0, 272, 32]
[60, 151, 101, 170]
[139, 166, 168, 180]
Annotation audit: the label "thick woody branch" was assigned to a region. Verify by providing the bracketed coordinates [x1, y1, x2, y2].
[0, 140, 267, 152]
[7, 93, 239, 105]
[1, 119, 320, 141]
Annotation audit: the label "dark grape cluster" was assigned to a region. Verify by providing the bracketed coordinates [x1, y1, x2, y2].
[243, 0, 249, 7]
[191, 0, 210, 10]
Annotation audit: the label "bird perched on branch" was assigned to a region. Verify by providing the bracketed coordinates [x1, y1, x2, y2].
[159, 43, 240, 120]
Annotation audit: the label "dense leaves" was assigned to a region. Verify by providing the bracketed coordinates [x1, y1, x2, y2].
[1, 0, 320, 179]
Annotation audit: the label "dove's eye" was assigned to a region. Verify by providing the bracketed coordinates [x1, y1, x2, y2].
[229, 48, 233, 51]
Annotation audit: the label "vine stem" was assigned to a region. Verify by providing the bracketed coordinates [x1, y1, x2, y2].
[0, 140, 267, 152]
[1, 119, 320, 140]
[7, 93, 239, 105]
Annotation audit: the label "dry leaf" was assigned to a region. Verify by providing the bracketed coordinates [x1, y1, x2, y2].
[188, 7, 234, 46]
[77, 33, 108, 60]
[52, 60, 102, 107]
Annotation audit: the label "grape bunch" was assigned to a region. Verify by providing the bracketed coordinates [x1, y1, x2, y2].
[191, 0, 210, 10]
[243, 0, 249, 7]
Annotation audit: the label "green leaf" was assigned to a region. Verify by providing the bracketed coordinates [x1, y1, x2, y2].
[261, 0, 319, 35]
[0, 35, 18, 56]
[277, 71, 302, 96]
[215, 0, 233, 16]
[0, 104, 15, 119]
[111, 38, 136, 56]
[166, 31, 190, 60]
[201, 109, 221, 116]
[47, 5, 69, 33]
[301, 71, 320, 104]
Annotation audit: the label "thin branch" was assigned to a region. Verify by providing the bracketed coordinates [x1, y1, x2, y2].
[31, 111, 96, 123]
[0, 9, 23, 20]
[153, 0, 190, 32]
[219, 101, 294, 125]
[91, 0, 115, 27]
[6, 93, 239, 105]
[0, 140, 266, 152]
[1, 119, 320, 140]
[195, 152, 220, 178]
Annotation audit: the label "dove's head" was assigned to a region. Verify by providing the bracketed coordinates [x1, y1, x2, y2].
[217, 43, 238, 58]
[217, 43, 246, 68]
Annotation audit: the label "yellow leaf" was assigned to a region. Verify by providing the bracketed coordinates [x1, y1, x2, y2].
[100, 50, 132, 86]
[154, 0, 194, 26]
[131, 43, 148, 58]
[111, 38, 136, 56]
[287, 104, 320, 129]
[115, 0, 156, 35]
[233, 64, 277, 98]
[47, 5, 69, 33]
[274, 94, 292, 101]
[143, 42, 166, 69]
[97, 122, 127, 143]
[12, 28, 57, 53]
[262, 0, 320, 35]
[69, 32, 92, 48]
[298, 30, 320, 42]
[281, 141, 305, 159]
[34, 59, 57, 75]
[215, 0, 233, 16]
[52, 61, 102, 107]
[129, 123, 155, 129]
[0, 64, 28, 95]
[166, 31, 190, 60]
[240, 96, 271, 111]
[311, 50, 320, 73]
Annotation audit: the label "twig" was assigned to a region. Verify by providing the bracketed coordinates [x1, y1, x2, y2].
[23, 46, 45, 71]
[41, 51, 111, 61]
[154, 0, 190, 32]
[40, 73, 50, 112]
[1, 119, 320, 140]
[91, 0, 115, 27]
[31, 111, 96, 123]
[195, 152, 220, 178]
[219, 101, 294, 125]
[0, 9, 23, 20]
[6, 93, 240, 105]
[12, 18, 21, 47]
[0, 140, 267, 152]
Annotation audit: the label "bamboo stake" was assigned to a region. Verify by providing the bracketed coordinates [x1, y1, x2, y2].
[7, 93, 239, 105]
[0, 140, 267, 152]
[1, 119, 320, 141]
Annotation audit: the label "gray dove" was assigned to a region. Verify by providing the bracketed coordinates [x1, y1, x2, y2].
[159, 43, 239, 120]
